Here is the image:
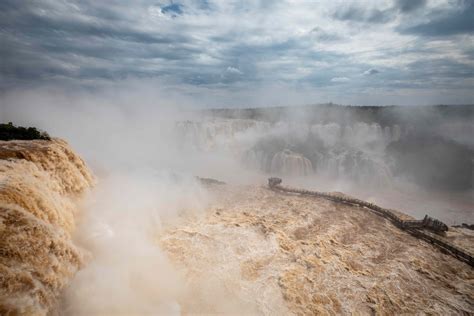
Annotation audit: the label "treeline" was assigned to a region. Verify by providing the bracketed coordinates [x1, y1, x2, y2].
[205, 104, 474, 127]
[0, 122, 51, 141]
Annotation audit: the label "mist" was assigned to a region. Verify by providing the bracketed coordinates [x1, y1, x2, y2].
[1, 82, 473, 314]
[2, 83, 473, 219]
[62, 172, 208, 315]
[0, 82, 266, 314]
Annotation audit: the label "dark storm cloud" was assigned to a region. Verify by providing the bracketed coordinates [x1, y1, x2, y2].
[399, 1, 474, 36]
[356, 58, 474, 91]
[406, 58, 474, 80]
[0, 4, 178, 44]
[393, 0, 426, 13]
[0, 1, 204, 86]
[332, 0, 428, 24]
[310, 27, 343, 42]
[0, 0, 472, 103]
[333, 5, 393, 24]
[332, 0, 436, 27]
[161, 3, 184, 17]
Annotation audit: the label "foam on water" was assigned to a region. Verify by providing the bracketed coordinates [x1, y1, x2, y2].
[0, 139, 94, 315]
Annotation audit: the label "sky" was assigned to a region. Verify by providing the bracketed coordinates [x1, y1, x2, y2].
[0, 0, 473, 107]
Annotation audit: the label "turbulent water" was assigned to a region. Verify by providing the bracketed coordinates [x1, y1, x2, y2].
[1, 126, 473, 315]
[0, 139, 94, 315]
[176, 117, 473, 224]
[160, 183, 474, 315]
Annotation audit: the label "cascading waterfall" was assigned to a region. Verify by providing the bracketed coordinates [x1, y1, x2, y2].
[270, 149, 313, 176]
[1, 123, 471, 316]
[175, 119, 271, 151]
[0, 139, 94, 315]
[177, 118, 400, 186]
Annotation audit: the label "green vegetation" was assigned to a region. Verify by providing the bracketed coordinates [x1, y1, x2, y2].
[0, 122, 51, 141]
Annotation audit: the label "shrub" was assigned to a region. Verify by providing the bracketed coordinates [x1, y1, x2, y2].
[0, 122, 51, 141]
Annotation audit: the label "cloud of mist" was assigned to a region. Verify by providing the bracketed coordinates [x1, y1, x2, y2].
[63, 172, 208, 315]
[1, 81, 257, 314]
[1, 80, 473, 314]
[204, 104, 473, 224]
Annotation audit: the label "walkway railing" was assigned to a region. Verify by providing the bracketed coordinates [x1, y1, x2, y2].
[268, 177, 473, 267]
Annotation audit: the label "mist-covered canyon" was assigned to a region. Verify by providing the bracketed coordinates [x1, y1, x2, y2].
[1, 95, 473, 315]
[176, 104, 474, 224]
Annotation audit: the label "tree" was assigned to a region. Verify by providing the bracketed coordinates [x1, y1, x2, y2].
[0, 123, 51, 141]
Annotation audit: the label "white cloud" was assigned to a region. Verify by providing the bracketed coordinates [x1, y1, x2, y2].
[225, 67, 242, 75]
[331, 77, 350, 83]
[363, 68, 380, 75]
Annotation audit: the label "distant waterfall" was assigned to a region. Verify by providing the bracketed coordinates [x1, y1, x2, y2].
[270, 149, 313, 176]
[176, 118, 402, 185]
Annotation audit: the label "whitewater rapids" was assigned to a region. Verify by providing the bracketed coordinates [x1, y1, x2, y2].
[160, 183, 474, 315]
[0, 138, 472, 315]
[0, 139, 94, 315]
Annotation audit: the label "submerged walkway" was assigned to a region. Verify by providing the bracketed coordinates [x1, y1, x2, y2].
[268, 178, 474, 267]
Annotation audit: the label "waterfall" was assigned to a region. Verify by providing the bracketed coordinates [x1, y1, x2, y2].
[270, 149, 313, 176]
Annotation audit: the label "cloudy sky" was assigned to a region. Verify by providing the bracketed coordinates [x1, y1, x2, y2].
[1, 0, 473, 106]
